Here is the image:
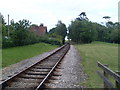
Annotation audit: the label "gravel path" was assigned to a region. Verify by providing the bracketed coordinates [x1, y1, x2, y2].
[47, 45, 87, 88]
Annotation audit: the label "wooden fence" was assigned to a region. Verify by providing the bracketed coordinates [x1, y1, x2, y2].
[97, 61, 120, 89]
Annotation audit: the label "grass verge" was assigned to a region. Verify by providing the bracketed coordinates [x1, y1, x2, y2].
[2, 43, 58, 68]
[75, 41, 118, 88]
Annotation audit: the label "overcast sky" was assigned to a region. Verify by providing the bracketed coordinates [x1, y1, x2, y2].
[0, 0, 119, 30]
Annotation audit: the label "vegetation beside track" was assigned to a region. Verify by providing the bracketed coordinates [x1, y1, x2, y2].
[76, 41, 118, 88]
[0, 49, 2, 69]
[2, 43, 58, 68]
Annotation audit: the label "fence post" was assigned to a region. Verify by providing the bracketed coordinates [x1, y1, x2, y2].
[116, 71, 120, 88]
[104, 64, 108, 89]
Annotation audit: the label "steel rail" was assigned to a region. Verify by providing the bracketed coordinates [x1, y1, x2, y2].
[1, 43, 70, 89]
[36, 43, 70, 89]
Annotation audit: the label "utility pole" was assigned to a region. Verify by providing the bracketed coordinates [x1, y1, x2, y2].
[8, 14, 9, 38]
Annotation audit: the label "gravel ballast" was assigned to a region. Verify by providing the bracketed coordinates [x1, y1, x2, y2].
[47, 45, 87, 88]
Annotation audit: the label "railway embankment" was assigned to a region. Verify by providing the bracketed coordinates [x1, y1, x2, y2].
[1, 45, 87, 88]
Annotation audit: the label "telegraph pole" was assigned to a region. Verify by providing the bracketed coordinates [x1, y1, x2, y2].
[8, 14, 9, 38]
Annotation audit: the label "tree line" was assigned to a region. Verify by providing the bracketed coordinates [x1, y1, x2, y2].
[1, 12, 120, 48]
[68, 12, 120, 44]
[1, 14, 64, 48]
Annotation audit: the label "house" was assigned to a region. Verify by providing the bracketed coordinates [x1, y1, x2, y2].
[30, 24, 47, 36]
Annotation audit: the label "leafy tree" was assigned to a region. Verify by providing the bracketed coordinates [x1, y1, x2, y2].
[109, 22, 120, 43]
[11, 19, 32, 46]
[68, 20, 96, 43]
[95, 24, 109, 42]
[103, 16, 111, 21]
[49, 27, 56, 34]
[49, 21, 67, 44]
[31, 24, 38, 27]
[1, 14, 7, 37]
[76, 12, 89, 21]
[110, 29, 120, 43]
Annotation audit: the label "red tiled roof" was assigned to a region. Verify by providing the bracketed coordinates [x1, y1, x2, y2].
[30, 25, 47, 36]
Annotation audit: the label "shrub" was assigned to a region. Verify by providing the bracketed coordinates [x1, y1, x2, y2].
[2, 37, 14, 48]
[39, 36, 62, 46]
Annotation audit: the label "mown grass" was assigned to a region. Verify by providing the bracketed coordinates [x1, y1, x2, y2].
[76, 41, 118, 88]
[2, 43, 58, 68]
[0, 49, 2, 69]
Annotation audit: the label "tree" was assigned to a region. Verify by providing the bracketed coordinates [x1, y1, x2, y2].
[49, 27, 56, 34]
[0, 13, 2, 47]
[11, 19, 32, 46]
[95, 23, 109, 42]
[109, 22, 120, 43]
[68, 20, 96, 43]
[79, 12, 86, 19]
[30, 24, 38, 27]
[103, 16, 111, 21]
[55, 21, 67, 44]
[103, 16, 111, 27]
[1, 14, 7, 37]
[49, 21, 67, 44]
[110, 29, 120, 43]
[76, 12, 89, 21]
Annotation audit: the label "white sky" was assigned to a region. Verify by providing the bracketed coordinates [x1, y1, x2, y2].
[0, 0, 119, 30]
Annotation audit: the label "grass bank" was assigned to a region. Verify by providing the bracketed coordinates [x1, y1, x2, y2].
[2, 43, 58, 68]
[76, 41, 118, 88]
[0, 49, 1, 69]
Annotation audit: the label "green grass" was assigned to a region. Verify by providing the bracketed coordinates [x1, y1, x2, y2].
[75, 41, 118, 88]
[2, 43, 58, 68]
[0, 49, 2, 69]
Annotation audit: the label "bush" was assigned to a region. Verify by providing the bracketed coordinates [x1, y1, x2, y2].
[39, 36, 62, 46]
[2, 37, 14, 48]
[2, 34, 61, 48]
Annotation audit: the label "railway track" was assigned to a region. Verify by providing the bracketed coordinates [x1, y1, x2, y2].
[1, 43, 70, 89]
